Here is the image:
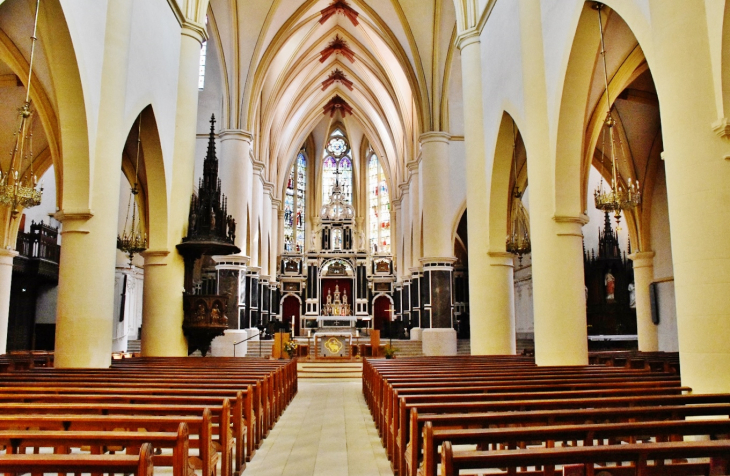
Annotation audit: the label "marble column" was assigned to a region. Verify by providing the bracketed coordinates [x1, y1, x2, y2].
[408, 161, 421, 268]
[0, 249, 18, 354]
[250, 164, 264, 266]
[261, 185, 272, 277]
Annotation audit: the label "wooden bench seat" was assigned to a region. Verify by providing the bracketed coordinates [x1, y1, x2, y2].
[422, 417, 730, 476]
[440, 439, 730, 476]
[0, 402, 229, 476]
[0, 424, 191, 476]
[408, 402, 730, 476]
[0, 441, 154, 476]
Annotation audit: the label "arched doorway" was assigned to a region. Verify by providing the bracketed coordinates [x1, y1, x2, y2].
[372, 294, 393, 337]
[281, 294, 301, 336]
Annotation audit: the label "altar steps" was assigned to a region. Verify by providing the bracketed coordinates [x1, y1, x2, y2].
[298, 361, 363, 379]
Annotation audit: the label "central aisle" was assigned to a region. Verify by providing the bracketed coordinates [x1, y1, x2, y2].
[246, 379, 394, 476]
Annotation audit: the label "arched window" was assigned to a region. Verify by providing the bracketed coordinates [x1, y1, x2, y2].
[322, 132, 352, 204]
[368, 152, 390, 253]
[284, 152, 306, 252]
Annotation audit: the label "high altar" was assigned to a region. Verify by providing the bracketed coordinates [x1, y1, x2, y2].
[277, 157, 396, 337]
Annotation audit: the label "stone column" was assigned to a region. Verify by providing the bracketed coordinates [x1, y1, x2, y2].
[219, 130, 253, 254]
[139, 21, 207, 358]
[277, 208, 285, 257]
[399, 186, 411, 280]
[457, 31, 503, 355]
[629, 251, 658, 351]
[483, 252, 516, 354]
[250, 164, 264, 265]
[270, 199, 281, 281]
[648, 1, 730, 393]
[0, 249, 18, 354]
[55, 2, 134, 367]
[409, 161, 421, 268]
[261, 185, 272, 277]
[419, 132, 457, 355]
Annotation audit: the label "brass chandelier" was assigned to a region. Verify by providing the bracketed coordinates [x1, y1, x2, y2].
[117, 116, 148, 264]
[506, 120, 531, 261]
[592, 2, 640, 222]
[0, 0, 43, 214]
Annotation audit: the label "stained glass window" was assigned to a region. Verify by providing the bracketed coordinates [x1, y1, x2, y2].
[322, 133, 352, 204]
[368, 153, 390, 253]
[284, 152, 306, 252]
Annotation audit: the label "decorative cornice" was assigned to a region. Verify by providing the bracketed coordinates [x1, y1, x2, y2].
[54, 209, 93, 223]
[263, 182, 275, 195]
[271, 198, 282, 208]
[487, 251, 514, 267]
[628, 251, 655, 267]
[0, 248, 19, 260]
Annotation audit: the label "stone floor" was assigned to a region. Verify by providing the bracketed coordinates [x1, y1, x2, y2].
[245, 379, 394, 476]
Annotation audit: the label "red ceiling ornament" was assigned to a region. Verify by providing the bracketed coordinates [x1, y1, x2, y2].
[319, 35, 355, 63]
[323, 95, 353, 117]
[322, 69, 354, 91]
[320, 0, 359, 27]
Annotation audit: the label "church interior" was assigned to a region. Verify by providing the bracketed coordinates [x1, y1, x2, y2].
[0, 0, 730, 474]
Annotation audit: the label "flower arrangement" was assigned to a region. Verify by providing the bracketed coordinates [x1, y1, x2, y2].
[283, 339, 298, 358]
[383, 344, 398, 359]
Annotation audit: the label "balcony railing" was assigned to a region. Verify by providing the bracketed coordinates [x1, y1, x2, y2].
[16, 220, 60, 264]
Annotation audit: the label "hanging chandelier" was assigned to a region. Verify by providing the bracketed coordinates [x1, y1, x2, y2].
[117, 116, 148, 264]
[506, 120, 531, 261]
[0, 0, 43, 214]
[592, 2, 640, 223]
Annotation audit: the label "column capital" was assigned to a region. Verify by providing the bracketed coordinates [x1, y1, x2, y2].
[553, 214, 590, 237]
[180, 21, 207, 44]
[141, 249, 170, 267]
[219, 129, 254, 143]
[487, 251, 514, 268]
[419, 131, 451, 145]
[252, 160, 265, 175]
[456, 28, 481, 51]
[0, 248, 19, 261]
[406, 159, 420, 172]
[628, 251, 655, 268]
[391, 197, 402, 209]
[263, 182, 275, 196]
[271, 197, 282, 209]
[54, 209, 94, 235]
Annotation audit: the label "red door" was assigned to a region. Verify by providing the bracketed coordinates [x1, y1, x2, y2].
[282, 295, 301, 336]
[373, 296, 392, 334]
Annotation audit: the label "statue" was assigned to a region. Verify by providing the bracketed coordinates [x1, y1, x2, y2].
[211, 302, 222, 322]
[628, 282, 636, 309]
[359, 230, 365, 250]
[227, 215, 236, 242]
[605, 270, 616, 303]
[210, 206, 216, 230]
[195, 303, 206, 321]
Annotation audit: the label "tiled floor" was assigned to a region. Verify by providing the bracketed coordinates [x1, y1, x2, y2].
[245, 379, 394, 476]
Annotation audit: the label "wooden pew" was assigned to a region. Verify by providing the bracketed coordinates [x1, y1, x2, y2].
[389, 386, 690, 475]
[440, 439, 730, 476]
[423, 417, 730, 476]
[409, 402, 730, 476]
[0, 441, 154, 476]
[0, 402, 225, 476]
[0, 423, 191, 476]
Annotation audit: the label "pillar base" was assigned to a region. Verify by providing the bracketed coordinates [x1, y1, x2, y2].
[210, 329, 249, 357]
[422, 328, 457, 356]
[410, 327, 422, 341]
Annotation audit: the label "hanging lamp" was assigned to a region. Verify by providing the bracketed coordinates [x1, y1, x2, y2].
[0, 0, 44, 213]
[592, 2, 641, 224]
[505, 120, 531, 262]
[117, 116, 148, 265]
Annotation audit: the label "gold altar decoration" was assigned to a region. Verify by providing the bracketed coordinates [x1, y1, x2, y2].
[324, 337, 344, 354]
[323, 284, 352, 316]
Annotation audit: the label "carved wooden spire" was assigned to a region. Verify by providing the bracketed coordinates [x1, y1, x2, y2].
[323, 95, 353, 117]
[322, 69, 354, 91]
[319, 35, 355, 63]
[320, 0, 359, 26]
